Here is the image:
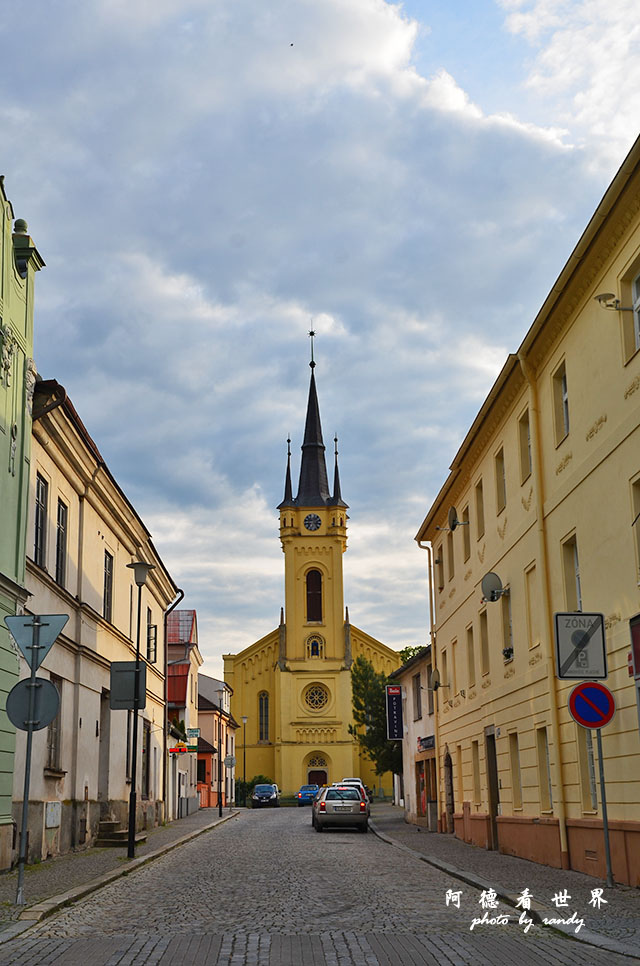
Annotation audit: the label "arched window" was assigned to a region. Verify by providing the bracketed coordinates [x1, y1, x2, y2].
[258, 691, 269, 741]
[306, 569, 322, 622]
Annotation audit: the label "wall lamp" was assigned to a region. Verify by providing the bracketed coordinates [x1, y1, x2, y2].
[594, 292, 633, 311]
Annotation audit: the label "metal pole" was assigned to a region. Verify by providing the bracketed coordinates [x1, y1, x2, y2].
[16, 617, 43, 905]
[596, 728, 614, 888]
[218, 705, 223, 817]
[243, 718, 247, 807]
[128, 583, 142, 858]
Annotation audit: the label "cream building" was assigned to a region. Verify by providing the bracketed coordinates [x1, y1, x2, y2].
[415, 134, 640, 886]
[224, 360, 400, 796]
[13, 384, 179, 860]
[167, 609, 203, 819]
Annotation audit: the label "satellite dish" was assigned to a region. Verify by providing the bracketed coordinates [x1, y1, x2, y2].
[481, 571, 504, 602]
[430, 668, 441, 691]
[448, 506, 459, 531]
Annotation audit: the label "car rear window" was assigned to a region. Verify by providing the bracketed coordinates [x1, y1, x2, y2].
[254, 785, 273, 793]
[326, 788, 361, 801]
[300, 785, 317, 791]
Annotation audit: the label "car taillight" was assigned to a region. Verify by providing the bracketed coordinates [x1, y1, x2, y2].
[319, 802, 326, 812]
[298, 793, 302, 798]
[360, 801, 366, 811]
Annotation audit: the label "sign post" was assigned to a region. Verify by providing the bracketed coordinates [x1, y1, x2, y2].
[4, 614, 68, 905]
[568, 681, 616, 887]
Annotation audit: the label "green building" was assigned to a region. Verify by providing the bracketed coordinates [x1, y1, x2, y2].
[0, 180, 43, 869]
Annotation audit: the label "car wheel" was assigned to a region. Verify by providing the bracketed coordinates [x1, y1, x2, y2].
[359, 822, 368, 833]
[315, 822, 323, 832]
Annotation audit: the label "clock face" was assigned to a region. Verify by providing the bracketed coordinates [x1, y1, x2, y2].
[304, 513, 322, 531]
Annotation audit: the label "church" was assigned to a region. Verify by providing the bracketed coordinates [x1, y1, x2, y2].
[223, 349, 400, 797]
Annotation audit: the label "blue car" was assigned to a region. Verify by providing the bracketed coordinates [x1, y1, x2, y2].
[297, 783, 319, 806]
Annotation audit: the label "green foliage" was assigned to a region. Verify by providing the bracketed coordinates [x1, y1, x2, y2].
[399, 644, 425, 665]
[236, 774, 273, 806]
[349, 656, 403, 776]
[170, 717, 187, 741]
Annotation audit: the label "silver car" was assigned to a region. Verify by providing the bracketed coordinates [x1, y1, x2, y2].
[312, 784, 369, 833]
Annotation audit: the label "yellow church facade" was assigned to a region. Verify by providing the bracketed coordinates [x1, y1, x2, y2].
[224, 361, 399, 796]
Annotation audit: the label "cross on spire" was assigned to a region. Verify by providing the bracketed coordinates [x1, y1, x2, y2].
[309, 328, 316, 369]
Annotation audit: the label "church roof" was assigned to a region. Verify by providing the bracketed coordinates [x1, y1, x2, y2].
[279, 361, 348, 509]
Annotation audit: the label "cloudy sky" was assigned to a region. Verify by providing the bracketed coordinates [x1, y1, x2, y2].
[3, 0, 639, 674]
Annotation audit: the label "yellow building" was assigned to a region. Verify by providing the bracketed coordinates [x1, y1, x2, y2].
[415, 134, 640, 886]
[224, 359, 399, 796]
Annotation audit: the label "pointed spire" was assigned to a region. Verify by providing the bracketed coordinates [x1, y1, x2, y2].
[295, 365, 331, 506]
[277, 437, 294, 508]
[329, 434, 348, 508]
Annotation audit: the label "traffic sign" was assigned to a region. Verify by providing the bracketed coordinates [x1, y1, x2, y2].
[5, 615, 69, 670]
[109, 662, 147, 710]
[224, 755, 236, 767]
[6, 678, 60, 731]
[568, 681, 616, 729]
[555, 612, 607, 679]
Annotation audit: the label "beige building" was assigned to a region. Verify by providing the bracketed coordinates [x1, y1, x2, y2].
[167, 610, 203, 819]
[197, 675, 236, 808]
[13, 385, 179, 861]
[416, 134, 640, 886]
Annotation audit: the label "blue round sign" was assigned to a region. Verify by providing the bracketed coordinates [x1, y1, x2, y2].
[568, 681, 615, 729]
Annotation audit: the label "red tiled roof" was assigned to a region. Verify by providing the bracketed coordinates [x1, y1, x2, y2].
[167, 610, 197, 645]
[168, 663, 189, 705]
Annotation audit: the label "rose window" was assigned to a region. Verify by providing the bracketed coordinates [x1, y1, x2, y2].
[304, 684, 329, 711]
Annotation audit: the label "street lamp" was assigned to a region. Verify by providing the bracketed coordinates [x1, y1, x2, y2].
[241, 715, 248, 807]
[216, 689, 224, 818]
[126, 560, 155, 859]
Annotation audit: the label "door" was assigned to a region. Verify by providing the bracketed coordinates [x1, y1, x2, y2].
[485, 727, 500, 850]
[443, 752, 454, 833]
[308, 769, 327, 786]
[97, 690, 111, 811]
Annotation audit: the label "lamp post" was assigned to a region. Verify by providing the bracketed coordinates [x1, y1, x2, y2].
[216, 689, 224, 818]
[241, 715, 248, 807]
[126, 560, 155, 859]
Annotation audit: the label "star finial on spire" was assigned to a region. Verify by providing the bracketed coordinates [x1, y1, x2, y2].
[309, 327, 316, 369]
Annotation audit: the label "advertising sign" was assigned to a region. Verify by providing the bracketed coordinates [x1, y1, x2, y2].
[385, 684, 403, 740]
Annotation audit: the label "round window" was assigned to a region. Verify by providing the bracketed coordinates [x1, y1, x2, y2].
[304, 683, 329, 711]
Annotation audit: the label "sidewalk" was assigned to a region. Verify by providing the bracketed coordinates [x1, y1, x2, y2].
[369, 802, 640, 961]
[0, 807, 239, 936]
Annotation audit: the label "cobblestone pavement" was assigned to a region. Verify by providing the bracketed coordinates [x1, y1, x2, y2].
[0, 808, 236, 921]
[370, 802, 640, 949]
[0, 808, 637, 965]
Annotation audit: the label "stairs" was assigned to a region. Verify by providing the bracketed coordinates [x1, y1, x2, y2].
[96, 819, 147, 848]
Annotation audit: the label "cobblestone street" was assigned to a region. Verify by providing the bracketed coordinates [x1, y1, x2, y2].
[0, 808, 637, 965]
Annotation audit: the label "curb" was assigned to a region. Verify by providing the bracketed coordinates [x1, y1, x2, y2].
[0, 810, 240, 943]
[368, 819, 640, 962]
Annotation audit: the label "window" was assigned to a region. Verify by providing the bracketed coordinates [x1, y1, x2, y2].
[466, 624, 475, 689]
[518, 409, 532, 483]
[147, 608, 157, 663]
[562, 534, 582, 611]
[479, 610, 489, 675]
[501, 593, 513, 659]
[141, 720, 151, 799]
[495, 447, 506, 514]
[412, 673, 422, 720]
[525, 563, 540, 647]
[552, 360, 570, 443]
[55, 499, 67, 586]
[306, 635, 324, 659]
[441, 647, 448, 694]
[632, 477, 640, 579]
[630, 274, 640, 356]
[436, 547, 444, 591]
[577, 726, 598, 811]
[46, 674, 63, 771]
[103, 550, 114, 622]
[451, 639, 458, 695]
[197, 758, 206, 784]
[447, 530, 454, 581]
[462, 505, 470, 561]
[258, 691, 269, 741]
[34, 473, 48, 568]
[536, 726, 553, 811]
[509, 732, 522, 809]
[306, 570, 322, 622]
[456, 744, 463, 805]
[471, 740, 481, 804]
[475, 479, 485, 539]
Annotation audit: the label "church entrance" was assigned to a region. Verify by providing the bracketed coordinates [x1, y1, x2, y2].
[308, 769, 327, 786]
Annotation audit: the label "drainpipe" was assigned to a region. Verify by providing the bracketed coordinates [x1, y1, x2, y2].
[163, 589, 185, 823]
[518, 351, 569, 869]
[417, 541, 442, 832]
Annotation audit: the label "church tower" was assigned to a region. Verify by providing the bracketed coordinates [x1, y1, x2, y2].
[223, 343, 399, 794]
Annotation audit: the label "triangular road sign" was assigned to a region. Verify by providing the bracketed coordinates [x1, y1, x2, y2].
[4, 615, 69, 670]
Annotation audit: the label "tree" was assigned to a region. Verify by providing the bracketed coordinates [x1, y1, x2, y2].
[398, 644, 425, 665]
[349, 656, 403, 776]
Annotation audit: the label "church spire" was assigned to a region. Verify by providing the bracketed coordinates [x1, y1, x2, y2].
[329, 435, 348, 508]
[295, 360, 330, 506]
[277, 436, 294, 509]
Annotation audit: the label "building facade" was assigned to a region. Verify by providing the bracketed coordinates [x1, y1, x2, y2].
[224, 362, 400, 796]
[12, 388, 178, 861]
[389, 647, 437, 829]
[197, 676, 236, 808]
[416, 134, 640, 886]
[0, 197, 43, 869]
[167, 610, 203, 819]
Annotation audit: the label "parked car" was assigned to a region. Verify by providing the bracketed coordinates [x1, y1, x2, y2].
[312, 784, 369, 832]
[335, 778, 369, 801]
[251, 783, 280, 808]
[296, 783, 319, 806]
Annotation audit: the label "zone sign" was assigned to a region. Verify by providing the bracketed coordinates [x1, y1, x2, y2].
[554, 612, 607, 680]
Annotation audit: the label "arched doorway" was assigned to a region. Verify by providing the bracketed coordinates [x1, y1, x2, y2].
[443, 751, 454, 833]
[306, 753, 328, 787]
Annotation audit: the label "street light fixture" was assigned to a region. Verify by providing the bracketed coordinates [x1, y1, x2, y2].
[126, 559, 155, 859]
[241, 715, 248, 806]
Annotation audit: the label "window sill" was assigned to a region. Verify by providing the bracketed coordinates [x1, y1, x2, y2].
[43, 768, 66, 779]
